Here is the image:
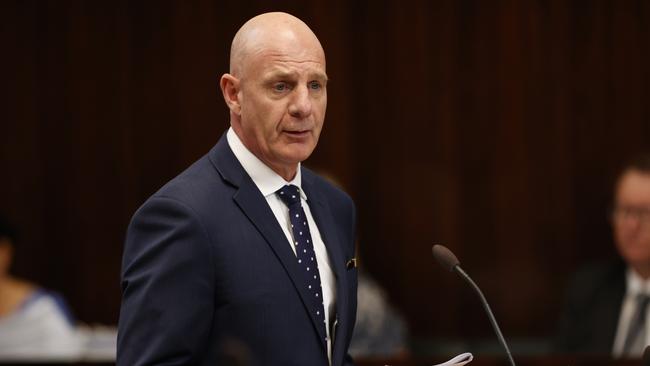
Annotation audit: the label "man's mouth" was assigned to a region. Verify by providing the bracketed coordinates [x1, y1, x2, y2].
[284, 130, 310, 137]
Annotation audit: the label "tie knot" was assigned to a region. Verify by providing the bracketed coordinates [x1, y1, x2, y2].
[276, 185, 301, 207]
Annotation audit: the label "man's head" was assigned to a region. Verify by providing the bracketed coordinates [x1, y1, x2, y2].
[611, 154, 650, 277]
[220, 12, 327, 181]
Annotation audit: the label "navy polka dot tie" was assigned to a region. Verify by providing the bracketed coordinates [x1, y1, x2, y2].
[276, 184, 327, 340]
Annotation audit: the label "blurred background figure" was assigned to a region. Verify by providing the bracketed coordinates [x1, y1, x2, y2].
[0, 214, 85, 360]
[556, 154, 650, 358]
[348, 268, 410, 359]
[318, 171, 410, 359]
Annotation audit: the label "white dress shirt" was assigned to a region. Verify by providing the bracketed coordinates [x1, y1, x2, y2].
[612, 268, 650, 358]
[226, 128, 337, 362]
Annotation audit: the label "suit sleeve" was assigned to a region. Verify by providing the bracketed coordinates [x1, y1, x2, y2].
[117, 196, 215, 365]
[555, 261, 628, 356]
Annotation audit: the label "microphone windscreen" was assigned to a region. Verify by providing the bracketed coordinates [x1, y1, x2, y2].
[432, 244, 460, 272]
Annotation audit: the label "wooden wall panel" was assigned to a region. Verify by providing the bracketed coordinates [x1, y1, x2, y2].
[2, 0, 650, 349]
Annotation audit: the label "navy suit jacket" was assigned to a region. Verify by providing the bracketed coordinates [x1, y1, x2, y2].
[117, 134, 358, 366]
[554, 260, 627, 355]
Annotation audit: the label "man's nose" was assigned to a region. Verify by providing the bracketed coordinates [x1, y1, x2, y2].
[620, 214, 643, 230]
[288, 85, 312, 118]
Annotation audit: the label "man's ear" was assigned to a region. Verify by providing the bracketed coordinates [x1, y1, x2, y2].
[220, 73, 241, 115]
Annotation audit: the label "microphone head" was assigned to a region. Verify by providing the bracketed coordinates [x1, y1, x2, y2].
[432, 244, 460, 272]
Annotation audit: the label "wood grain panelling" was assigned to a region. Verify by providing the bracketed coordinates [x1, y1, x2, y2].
[2, 0, 649, 346]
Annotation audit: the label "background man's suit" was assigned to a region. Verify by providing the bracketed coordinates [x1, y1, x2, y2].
[555, 260, 626, 354]
[117, 134, 358, 366]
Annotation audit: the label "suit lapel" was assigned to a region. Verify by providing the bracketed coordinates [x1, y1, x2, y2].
[209, 135, 329, 350]
[303, 177, 350, 365]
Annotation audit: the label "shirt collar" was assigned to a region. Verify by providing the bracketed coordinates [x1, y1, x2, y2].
[626, 267, 650, 296]
[226, 127, 306, 200]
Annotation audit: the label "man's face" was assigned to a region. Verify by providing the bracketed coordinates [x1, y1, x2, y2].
[612, 170, 650, 268]
[233, 39, 327, 178]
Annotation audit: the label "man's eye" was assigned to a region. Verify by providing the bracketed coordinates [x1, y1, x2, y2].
[273, 83, 288, 91]
[309, 81, 321, 90]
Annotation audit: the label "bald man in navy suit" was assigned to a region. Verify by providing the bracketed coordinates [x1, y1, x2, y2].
[117, 12, 358, 366]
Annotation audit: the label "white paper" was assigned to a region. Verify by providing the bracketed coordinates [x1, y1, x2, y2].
[383, 352, 473, 366]
[431, 352, 473, 366]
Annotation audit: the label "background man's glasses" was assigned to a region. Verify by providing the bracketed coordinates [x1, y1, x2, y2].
[612, 206, 650, 222]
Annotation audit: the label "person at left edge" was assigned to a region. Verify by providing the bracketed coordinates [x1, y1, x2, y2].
[117, 12, 358, 366]
[0, 215, 83, 359]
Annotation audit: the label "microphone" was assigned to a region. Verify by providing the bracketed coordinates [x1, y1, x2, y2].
[644, 345, 650, 366]
[432, 244, 517, 366]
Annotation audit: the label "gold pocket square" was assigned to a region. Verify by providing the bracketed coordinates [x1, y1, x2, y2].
[346, 258, 357, 269]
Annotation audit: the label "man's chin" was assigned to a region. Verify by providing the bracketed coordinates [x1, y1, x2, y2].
[624, 253, 650, 267]
[280, 146, 316, 163]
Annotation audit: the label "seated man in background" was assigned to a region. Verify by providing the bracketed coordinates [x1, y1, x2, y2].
[556, 154, 650, 357]
[0, 215, 84, 359]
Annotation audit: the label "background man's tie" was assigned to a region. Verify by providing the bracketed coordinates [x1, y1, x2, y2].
[623, 294, 650, 357]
